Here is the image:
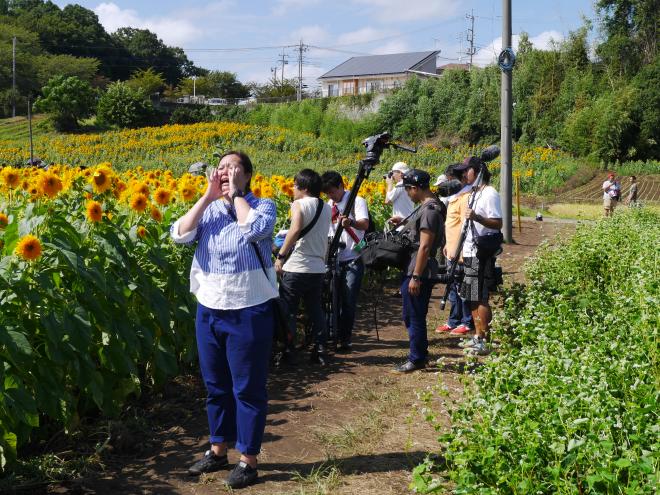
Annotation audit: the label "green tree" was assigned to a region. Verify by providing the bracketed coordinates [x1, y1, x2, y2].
[126, 68, 166, 96]
[96, 81, 154, 128]
[33, 75, 95, 130]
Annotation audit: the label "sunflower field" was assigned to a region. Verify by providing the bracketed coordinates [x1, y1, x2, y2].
[0, 122, 580, 197]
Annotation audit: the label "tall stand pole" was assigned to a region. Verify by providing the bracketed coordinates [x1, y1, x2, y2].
[500, 0, 513, 243]
[28, 95, 34, 165]
[12, 36, 17, 118]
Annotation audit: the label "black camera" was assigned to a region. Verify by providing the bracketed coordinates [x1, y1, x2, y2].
[434, 262, 464, 284]
[383, 171, 393, 180]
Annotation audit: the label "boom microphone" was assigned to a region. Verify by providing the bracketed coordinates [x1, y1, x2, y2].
[436, 178, 464, 197]
[480, 145, 500, 163]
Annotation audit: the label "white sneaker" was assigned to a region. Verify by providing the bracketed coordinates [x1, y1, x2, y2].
[459, 336, 482, 348]
[467, 340, 490, 356]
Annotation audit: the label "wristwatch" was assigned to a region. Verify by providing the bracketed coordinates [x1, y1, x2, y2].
[276, 252, 287, 260]
[231, 189, 245, 202]
[412, 274, 421, 281]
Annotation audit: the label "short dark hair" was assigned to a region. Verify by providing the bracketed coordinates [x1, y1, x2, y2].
[294, 168, 323, 197]
[631, 175, 637, 180]
[464, 157, 491, 184]
[321, 171, 343, 191]
[444, 163, 462, 180]
[218, 150, 253, 190]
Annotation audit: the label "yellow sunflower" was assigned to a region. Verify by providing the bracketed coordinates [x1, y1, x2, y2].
[90, 167, 113, 194]
[179, 184, 196, 202]
[150, 205, 163, 222]
[15, 234, 42, 261]
[38, 172, 63, 199]
[136, 225, 147, 238]
[130, 193, 148, 213]
[153, 187, 172, 206]
[0, 212, 8, 228]
[1, 167, 20, 188]
[86, 200, 103, 223]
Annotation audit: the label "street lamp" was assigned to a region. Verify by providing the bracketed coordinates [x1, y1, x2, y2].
[192, 75, 197, 98]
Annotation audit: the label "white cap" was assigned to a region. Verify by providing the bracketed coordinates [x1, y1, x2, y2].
[391, 161, 409, 173]
[434, 174, 448, 186]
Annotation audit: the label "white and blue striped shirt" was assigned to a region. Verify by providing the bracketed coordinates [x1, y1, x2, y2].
[170, 193, 279, 310]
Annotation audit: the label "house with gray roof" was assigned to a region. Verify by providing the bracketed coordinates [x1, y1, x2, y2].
[318, 51, 439, 97]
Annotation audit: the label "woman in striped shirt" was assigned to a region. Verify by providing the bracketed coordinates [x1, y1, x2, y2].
[171, 151, 277, 489]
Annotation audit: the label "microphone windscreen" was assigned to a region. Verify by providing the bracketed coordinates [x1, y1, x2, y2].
[436, 179, 464, 197]
[480, 145, 500, 162]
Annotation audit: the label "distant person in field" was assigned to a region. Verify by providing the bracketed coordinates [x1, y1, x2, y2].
[625, 176, 638, 206]
[384, 161, 414, 228]
[602, 173, 621, 217]
[170, 151, 276, 490]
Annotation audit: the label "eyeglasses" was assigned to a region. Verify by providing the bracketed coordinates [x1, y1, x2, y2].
[404, 185, 415, 190]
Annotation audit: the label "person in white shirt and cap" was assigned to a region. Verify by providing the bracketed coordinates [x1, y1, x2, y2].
[385, 161, 414, 227]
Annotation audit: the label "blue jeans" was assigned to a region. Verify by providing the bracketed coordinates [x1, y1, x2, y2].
[401, 276, 434, 364]
[195, 301, 274, 456]
[447, 261, 473, 328]
[338, 258, 364, 345]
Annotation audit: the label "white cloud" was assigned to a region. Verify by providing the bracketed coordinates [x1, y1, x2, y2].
[372, 40, 410, 55]
[351, 0, 459, 22]
[473, 30, 564, 67]
[337, 27, 394, 46]
[271, 0, 321, 17]
[94, 2, 199, 46]
[289, 25, 331, 44]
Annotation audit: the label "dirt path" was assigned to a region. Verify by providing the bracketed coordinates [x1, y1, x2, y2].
[46, 219, 573, 495]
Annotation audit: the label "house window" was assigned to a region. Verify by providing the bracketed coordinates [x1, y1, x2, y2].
[366, 80, 382, 92]
[327, 84, 337, 97]
[342, 81, 354, 95]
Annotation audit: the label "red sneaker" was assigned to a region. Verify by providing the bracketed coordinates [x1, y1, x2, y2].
[450, 325, 471, 335]
[435, 324, 454, 333]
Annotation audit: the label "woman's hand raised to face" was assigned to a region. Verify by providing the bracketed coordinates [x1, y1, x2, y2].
[228, 163, 249, 196]
[204, 168, 224, 202]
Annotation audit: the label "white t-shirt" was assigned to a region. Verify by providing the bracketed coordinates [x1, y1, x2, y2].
[462, 185, 502, 258]
[386, 182, 414, 218]
[602, 180, 620, 199]
[328, 191, 369, 262]
[283, 197, 331, 274]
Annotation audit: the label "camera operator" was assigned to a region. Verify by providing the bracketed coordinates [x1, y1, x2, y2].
[322, 171, 369, 352]
[435, 164, 474, 336]
[384, 162, 414, 228]
[392, 169, 446, 373]
[275, 169, 332, 365]
[453, 157, 502, 356]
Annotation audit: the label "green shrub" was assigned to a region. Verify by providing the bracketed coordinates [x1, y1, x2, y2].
[414, 209, 659, 494]
[33, 76, 96, 131]
[97, 82, 154, 129]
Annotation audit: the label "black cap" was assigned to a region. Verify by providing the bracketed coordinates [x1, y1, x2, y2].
[453, 156, 483, 172]
[402, 169, 431, 188]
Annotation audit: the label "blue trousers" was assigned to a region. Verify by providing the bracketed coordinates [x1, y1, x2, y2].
[195, 300, 274, 456]
[401, 276, 434, 364]
[447, 261, 473, 328]
[338, 258, 364, 345]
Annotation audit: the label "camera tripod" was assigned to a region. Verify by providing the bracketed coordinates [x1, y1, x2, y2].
[324, 133, 415, 347]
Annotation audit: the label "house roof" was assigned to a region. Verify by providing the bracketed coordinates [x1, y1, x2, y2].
[437, 63, 470, 72]
[318, 51, 439, 79]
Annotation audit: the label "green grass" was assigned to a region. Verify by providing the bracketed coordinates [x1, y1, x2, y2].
[0, 115, 52, 143]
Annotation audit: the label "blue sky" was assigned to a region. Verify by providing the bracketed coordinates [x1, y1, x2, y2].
[55, 0, 598, 89]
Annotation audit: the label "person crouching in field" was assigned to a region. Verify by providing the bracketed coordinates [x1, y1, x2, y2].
[391, 169, 445, 373]
[274, 169, 332, 365]
[170, 151, 277, 489]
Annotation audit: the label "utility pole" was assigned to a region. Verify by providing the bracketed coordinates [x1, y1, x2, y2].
[279, 48, 289, 86]
[501, 0, 513, 243]
[271, 66, 278, 86]
[466, 10, 476, 70]
[12, 36, 17, 118]
[296, 40, 307, 102]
